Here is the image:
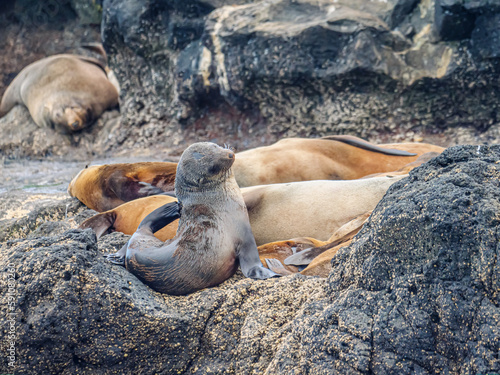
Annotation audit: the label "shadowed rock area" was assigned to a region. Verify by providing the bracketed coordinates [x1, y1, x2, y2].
[0, 145, 498, 374]
[101, 0, 500, 152]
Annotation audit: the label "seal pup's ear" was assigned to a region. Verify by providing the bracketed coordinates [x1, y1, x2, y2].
[192, 151, 205, 160]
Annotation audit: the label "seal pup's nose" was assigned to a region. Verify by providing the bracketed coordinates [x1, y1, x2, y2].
[227, 151, 234, 159]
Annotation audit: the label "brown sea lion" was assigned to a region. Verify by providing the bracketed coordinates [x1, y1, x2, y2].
[260, 211, 370, 277]
[0, 53, 119, 132]
[69, 162, 177, 212]
[361, 151, 441, 179]
[263, 240, 353, 278]
[80, 176, 405, 247]
[232, 135, 445, 186]
[79, 195, 178, 239]
[283, 210, 372, 266]
[106, 142, 277, 295]
[68, 136, 444, 212]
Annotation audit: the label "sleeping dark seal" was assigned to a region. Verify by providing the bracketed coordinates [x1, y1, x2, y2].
[107, 142, 278, 295]
[0, 53, 119, 132]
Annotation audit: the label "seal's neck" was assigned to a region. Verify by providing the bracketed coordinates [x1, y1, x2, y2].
[175, 173, 241, 204]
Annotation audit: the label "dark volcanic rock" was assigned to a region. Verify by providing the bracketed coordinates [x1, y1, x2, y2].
[0, 106, 121, 159]
[99, 0, 500, 152]
[322, 144, 500, 374]
[0, 228, 326, 374]
[0, 192, 91, 242]
[1, 145, 499, 374]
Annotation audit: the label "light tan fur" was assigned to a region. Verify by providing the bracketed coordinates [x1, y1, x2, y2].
[79, 176, 403, 247]
[0, 54, 118, 132]
[243, 176, 406, 245]
[232, 137, 444, 186]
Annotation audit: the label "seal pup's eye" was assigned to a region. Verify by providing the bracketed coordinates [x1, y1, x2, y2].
[192, 151, 205, 160]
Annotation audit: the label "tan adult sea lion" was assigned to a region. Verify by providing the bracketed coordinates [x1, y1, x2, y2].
[68, 135, 443, 212]
[106, 142, 277, 295]
[232, 135, 445, 186]
[0, 53, 119, 132]
[69, 162, 177, 212]
[80, 176, 405, 246]
[243, 175, 406, 245]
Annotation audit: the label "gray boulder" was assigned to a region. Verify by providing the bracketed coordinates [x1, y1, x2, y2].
[1, 145, 498, 374]
[101, 0, 500, 151]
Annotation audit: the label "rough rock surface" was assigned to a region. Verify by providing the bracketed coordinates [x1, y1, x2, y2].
[1, 145, 498, 374]
[0, 106, 121, 159]
[1, 0, 500, 158]
[100, 0, 500, 153]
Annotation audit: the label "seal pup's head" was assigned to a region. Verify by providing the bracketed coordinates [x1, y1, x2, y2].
[175, 142, 235, 196]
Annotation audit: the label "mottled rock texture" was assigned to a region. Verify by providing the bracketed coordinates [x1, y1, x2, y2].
[101, 0, 500, 152]
[2, 0, 500, 158]
[1, 145, 498, 374]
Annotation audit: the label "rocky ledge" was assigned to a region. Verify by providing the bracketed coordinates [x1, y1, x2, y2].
[2, 0, 500, 159]
[0, 145, 498, 374]
[101, 0, 500, 152]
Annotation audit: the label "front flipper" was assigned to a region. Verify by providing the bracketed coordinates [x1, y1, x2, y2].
[138, 201, 182, 234]
[238, 226, 280, 279]
[108, 171, 166, 202]
[105, 242, 128, 266]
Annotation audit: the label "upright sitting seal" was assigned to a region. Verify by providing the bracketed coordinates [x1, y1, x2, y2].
[108, 142, 277, 295]
[0, 53, 119, 132]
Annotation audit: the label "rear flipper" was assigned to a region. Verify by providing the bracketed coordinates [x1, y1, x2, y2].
[265, 259, 295, 276]
[138, 201, 182, 233]
[79, 211, 115, 239]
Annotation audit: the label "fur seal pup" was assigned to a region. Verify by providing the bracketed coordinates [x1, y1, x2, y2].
[68, 136, 443, 212]
[0, 53, 119, 132]
[68, 162, 177, 212]
[107, 142, 277, 295]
